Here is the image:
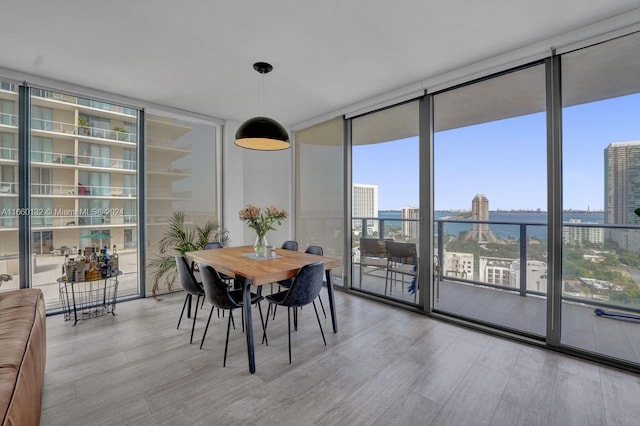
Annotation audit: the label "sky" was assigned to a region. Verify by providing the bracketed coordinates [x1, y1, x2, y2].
[353, 93, 640, 211]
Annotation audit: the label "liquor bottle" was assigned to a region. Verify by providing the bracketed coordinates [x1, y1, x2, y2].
[75, 250, 85, 281]
[111, 244, 119, 274]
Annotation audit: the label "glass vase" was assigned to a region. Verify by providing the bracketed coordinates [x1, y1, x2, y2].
[254, 234, 268, 257]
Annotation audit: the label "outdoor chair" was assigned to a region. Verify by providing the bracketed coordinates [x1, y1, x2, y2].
[385, 241, 418, 302]
[359, 238, 391, 288]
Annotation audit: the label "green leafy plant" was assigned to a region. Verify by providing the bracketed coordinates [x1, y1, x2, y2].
[111, 125, 127, 141]
[147, 211, 229, 297]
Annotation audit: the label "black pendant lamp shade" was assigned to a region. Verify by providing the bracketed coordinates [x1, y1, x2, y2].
[235, 116, 290, 151]
[234, 62, 290, 151]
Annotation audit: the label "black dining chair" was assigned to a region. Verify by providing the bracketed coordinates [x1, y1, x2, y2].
[281, 240, 298, 251]
[263, 261, 326, 364]
[199, 264, 267, 367]
[175, 255, 205, 344]
[271, 240, 299, 296]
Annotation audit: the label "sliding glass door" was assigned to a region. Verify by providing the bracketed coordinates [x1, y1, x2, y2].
[560, 32, 640, 364]
[432, 64, 548, 337]
[351, 101, 420, 303]
[29, 88, 140, 307]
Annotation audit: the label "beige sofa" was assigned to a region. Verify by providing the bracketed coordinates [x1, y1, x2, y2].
[0, 289, 46, 426]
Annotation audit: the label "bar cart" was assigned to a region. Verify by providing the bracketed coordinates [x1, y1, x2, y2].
[57, 271, 120, 325]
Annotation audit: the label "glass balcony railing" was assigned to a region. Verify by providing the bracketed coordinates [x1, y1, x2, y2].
[30, 118, 137, 143]
[31, 149, 136, 170]
[0, 214, 136, 229]
[0, 146, 17, 160]
[31, 89, 137, 117]
[30, 183, 136, 197]
[0, 112, 17, 127]
[352, 216, 640, 314]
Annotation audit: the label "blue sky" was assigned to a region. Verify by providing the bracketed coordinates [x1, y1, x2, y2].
[353, 93, 639, 211]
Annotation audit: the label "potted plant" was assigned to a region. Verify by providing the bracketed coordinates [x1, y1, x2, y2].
[111, 125, 127, 141]
[147, 211, 229, 297]
[77, 116, 90, 136]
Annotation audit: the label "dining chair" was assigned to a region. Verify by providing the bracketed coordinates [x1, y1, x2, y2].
[281, 240, 298, 251]
[199, 264, 267, 367]
[385, 241, 418, 302]
[263, 261, 326, 364]
[175, 255, 205, 344]
[303, 245, 327, 319]
[272, 240, 299, 295]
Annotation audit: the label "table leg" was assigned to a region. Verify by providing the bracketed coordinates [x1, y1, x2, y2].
[70, 282, 78, 326]
[325, 269, 338, 333]
[239, 276, 256, 374]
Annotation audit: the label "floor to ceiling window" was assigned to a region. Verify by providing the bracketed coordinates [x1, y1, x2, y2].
[29, 88, 140, 307]
[560, 31, 640, 364]
[145, 111, 220, 296]
[432, 64, 548, 337]
[0, 79, 18, 292]
[351, 101, 420, 303]
[294, 117, 345, 285]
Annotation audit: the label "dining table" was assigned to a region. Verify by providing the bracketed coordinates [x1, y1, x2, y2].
[187, 245, 341, 373]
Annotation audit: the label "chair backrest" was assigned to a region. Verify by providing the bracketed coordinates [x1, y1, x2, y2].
[204, 241, 223, 249]
[304, 245, 323, 256]
[199, 265, 239, 310]
[360, 238, 389, 257]
[282, 240, 298, 251]
[282, 262, 325, 308]
[385, 241, 418, 265]
[175, 255, 203, 295]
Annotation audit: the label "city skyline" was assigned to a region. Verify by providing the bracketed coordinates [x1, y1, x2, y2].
[353, 92, 640, 211]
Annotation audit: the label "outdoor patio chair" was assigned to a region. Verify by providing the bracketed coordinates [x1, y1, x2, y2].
[359, 238, 391, 288]
[385, 241, 418, 302]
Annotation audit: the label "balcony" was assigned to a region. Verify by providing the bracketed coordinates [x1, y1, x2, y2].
[31, 118, 137, 143]
[32, 149, 136, 170]
[353, 216, 640, 365]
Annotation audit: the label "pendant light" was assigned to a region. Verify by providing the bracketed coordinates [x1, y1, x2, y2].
[235, 62, 290, 151]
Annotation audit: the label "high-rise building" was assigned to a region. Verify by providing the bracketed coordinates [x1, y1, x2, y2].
[605, 141, 640, 225]
[352, 183, 378, 235]
[461, 194, 497, 243]
[563, 219, 604, 245]
[401, 206, 419, 239]
[604, 141, 640, 250]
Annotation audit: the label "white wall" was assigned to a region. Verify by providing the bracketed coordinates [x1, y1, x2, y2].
[222, 120, 294, 248]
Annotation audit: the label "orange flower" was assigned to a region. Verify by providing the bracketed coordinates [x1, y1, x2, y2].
[238, 204, 288, 237]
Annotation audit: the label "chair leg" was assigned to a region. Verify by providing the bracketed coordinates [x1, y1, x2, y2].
[177, 294, 189, 329]
[293, 307, 298, 331]
[312, 301, 326, 346]
[318, 295, 327, 319]
[272, 304, 277, 320]
[190, 295, 200, 344]
[262, 303, 271, 345]
[200, 307, 215, 349]
[223, 310, 233, 367]
[230, 311, 235, 330]
[241, 305, 245, 333]
[287, 307, 292, 364]
[258, 302, 268, 346]
[201, 295, 205, 309]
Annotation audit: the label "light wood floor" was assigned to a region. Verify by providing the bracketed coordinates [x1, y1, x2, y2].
[42, 289, 640, 425]
[358, 268, 640, 365]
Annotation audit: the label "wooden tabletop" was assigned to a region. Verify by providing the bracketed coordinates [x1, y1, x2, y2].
[187, 245, 341, 286]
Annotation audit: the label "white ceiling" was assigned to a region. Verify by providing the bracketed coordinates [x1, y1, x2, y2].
[1, 1, 638, 127]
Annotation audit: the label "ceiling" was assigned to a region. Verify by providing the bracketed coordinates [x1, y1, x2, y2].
[1, 1, 638, 127]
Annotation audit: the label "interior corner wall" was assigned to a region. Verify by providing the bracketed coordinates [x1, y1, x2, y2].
[222, 121, 294, 248]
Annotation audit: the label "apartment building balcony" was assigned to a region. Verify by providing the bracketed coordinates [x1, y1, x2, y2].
[30, 117, 137, 144]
